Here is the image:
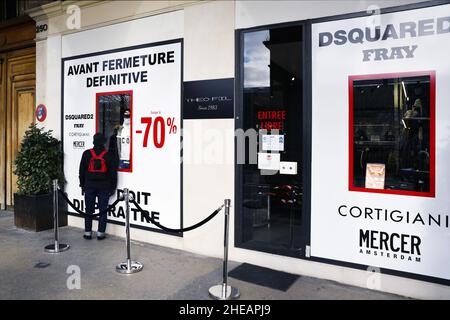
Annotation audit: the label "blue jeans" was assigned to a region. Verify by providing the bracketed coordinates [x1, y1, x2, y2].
[84, 188, 110, 233]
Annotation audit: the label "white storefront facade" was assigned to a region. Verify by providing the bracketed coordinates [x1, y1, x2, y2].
[30, 0, 450, 299]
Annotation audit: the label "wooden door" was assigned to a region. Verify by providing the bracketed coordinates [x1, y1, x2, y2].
[0, 17, 36, 210]
[0, 54, 6, 209]
[3, 47, 36, 209]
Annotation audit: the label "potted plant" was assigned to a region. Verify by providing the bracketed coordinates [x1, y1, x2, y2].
[13, 124, 67, 231]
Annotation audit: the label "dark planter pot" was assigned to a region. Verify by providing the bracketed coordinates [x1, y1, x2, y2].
[14, 193, 68, 232]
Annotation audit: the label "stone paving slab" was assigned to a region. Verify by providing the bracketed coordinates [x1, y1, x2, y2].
[0, 212, 408, 300]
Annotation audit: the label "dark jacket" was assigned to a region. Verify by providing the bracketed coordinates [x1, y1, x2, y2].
[108, 129, 120, 170]
[79, 146, 118, 192]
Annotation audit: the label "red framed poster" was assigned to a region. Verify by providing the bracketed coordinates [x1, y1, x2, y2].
[348, 71, 435, 197]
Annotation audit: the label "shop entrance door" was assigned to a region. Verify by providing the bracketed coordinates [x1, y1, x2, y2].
[0, 47, 36, 210]
[236, 24, 310, 257]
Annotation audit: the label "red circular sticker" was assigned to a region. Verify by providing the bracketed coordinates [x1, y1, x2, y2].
[35, 104, 47, 122]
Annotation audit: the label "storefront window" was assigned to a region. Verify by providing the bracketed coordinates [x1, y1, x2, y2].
[96, 91, 133, 172]
[238, 25, 304, 252]
[350, 72, 435, 196]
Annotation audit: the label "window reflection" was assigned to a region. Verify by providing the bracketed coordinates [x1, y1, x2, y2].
[244, 30, 270, 88]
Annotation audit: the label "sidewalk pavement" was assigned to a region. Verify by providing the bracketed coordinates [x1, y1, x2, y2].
[0, 211, 409, 300]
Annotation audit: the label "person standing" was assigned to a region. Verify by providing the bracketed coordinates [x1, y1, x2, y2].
[79, 133, 118, 240]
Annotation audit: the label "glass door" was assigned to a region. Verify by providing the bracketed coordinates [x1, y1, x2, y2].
[236, 24, 308, 257]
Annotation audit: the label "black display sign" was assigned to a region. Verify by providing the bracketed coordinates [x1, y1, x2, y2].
[183, 78, 234, 119]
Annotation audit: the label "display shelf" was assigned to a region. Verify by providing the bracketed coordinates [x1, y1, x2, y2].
[354, 141, 396, 145]
[354, 124, 391, 127]
[402, 117, 430, 121]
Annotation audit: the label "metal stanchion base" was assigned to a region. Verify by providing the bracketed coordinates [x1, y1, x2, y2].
[44, 243, 70, 253]
[208, 285, 240, 300]
[115, 261, 144, 274]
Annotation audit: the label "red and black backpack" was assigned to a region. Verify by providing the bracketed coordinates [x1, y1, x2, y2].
[88, 149, 108, 173]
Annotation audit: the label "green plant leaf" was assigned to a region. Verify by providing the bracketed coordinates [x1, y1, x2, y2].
[14, 124, 65, 195]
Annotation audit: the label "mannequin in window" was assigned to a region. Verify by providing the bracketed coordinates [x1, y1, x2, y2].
[399, 104, 420, 169]
[117, 109, 131, 170]
[399, 99, 425, 192]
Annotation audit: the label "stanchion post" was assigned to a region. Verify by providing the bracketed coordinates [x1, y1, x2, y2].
[209, 199, 240, 300]
[125, 188, 132, 268]
[116, 188, 143, 274]
[44, 179, 70, 253]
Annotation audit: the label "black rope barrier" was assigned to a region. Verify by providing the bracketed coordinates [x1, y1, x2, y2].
[130, 199, 224, 233]
[57, 188, 223, 232]
[58, 189, 122, 218]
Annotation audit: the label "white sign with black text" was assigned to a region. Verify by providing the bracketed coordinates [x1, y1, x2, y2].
[311, 4, 450, 280]
[62, 40, 182, 234]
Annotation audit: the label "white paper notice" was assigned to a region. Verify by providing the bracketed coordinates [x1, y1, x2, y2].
[262, 135, 284, 152]
[258, 153, 281, 170]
